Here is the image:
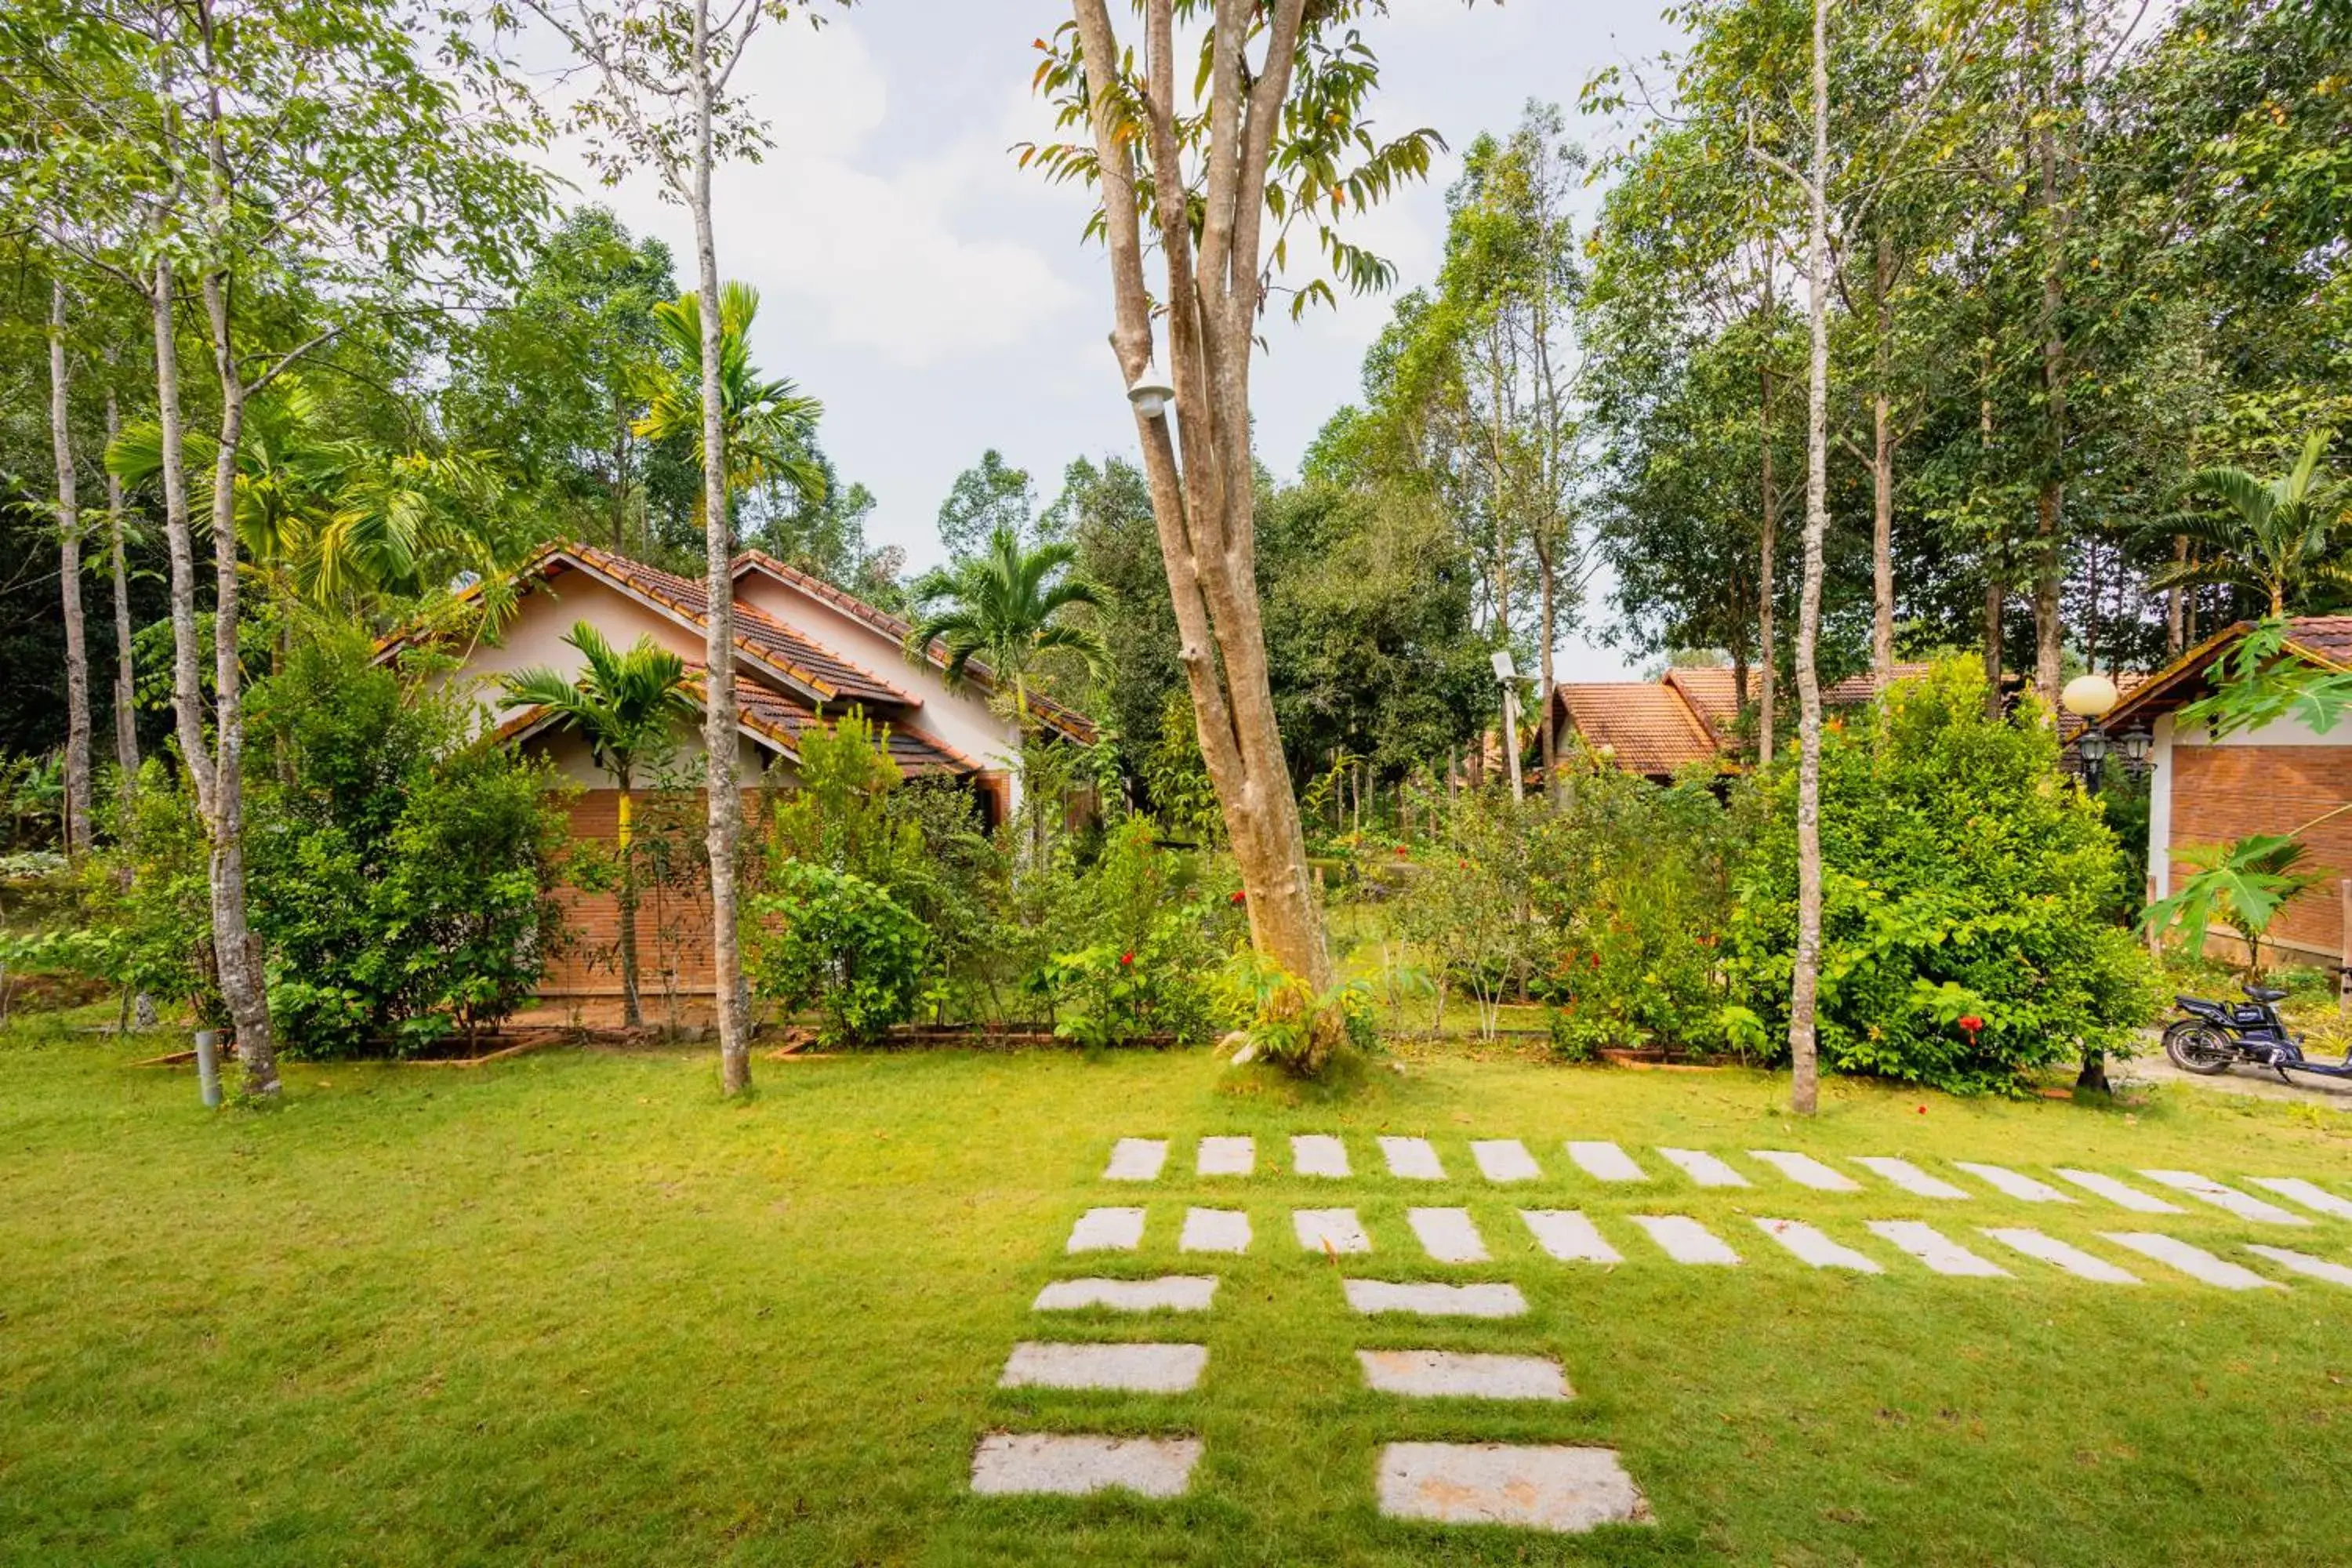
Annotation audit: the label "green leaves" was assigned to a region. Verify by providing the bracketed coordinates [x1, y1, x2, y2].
[748, 859, 929, 1047]
[499, 621, 695, 786]
[2140, 833, 2317, 967]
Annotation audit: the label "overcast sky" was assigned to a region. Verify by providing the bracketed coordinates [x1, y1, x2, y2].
[534, 2, 1685, 681]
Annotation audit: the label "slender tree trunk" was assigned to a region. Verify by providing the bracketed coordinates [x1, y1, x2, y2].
[2166, 535, 2187, 654]
[616, 778, 643, 1028]
[1759, 362, 1779, 767]
[1984, 575, 2006, 717]
[1537, 542, 1560, 804]
[1787, 0, 1831, 1118]
[1869, 230, 1895, 689]
[2031, 41, 2067, 716]
[689, 0, 753, 1095]
[1732, 642, 1751, 714]
[1070, 0, 1330, 991]
[612, 384, 630, 555]
[105, 387, 139, 798]
[48, 277, 93, 857]
[200, 267, 278, 1096]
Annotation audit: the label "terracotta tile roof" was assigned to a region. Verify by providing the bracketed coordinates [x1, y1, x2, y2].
[1661, 666, 1740, 739]
[570, 544, 913, 707]
[2103, 617, 2352, 731]
[731, 549, 1098, 745]
[1551, 682, 1725, 777]
[684, 670, 977, 778]
[1821, 662, 1939, 706]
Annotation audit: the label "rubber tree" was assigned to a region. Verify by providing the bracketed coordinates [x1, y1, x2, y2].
[1029, 0, 1456, 989]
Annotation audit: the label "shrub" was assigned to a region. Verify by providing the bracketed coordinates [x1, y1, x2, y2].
[1219, 950, 1374, 1078]
[1723, 659, 2160, 1094]
[748, 860, 930, 1047]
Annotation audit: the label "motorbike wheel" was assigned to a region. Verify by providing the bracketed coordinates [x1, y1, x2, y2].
[2164, 1022, 2237, 1076]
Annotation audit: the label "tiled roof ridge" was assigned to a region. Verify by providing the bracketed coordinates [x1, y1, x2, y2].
[675, 663, 980, 777]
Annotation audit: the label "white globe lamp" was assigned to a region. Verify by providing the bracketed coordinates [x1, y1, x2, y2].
[1126, 362, 1176, 420]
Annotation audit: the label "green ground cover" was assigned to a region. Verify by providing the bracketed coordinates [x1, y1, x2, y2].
[3, 1025, 2350, 1566]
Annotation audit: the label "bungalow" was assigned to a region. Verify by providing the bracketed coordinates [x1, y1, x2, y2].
[379, 543, 1092, 1002]
[1546, 662, 1936, 782]
[2099, 616, 2352, 969]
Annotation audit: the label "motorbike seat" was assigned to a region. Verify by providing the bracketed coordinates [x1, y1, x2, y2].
[2176, 995, 2225, 1012]
[2245, 985, 2288, 1004]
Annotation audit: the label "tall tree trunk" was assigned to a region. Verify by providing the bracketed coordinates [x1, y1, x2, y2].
[47, 277, 93, 857]
[2166, 535, 2187, 654]
[690, 0, 753, 1095]
[2031, 34, 2067, 716]
[616, 778, 643, 1028]
[1870, 229, 1895, 689]
[612, 384, 630, 555]
[1788, 0, 1831, 1118]
[1759, 363, 1779, 768]
[200, 268, 278, 1097]
[1983, 574, 2006, 718]
[1070, 0, 1331, 990]
[1537, 541, 1560, 804]
[105, 386, 140, 799]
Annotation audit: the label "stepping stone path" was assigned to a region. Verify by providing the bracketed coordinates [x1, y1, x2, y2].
[1292, 1134, 1351, 1178]
[1407, 1207, 1488, 1264]
[1379, 1136, 1446, 1181]
[1631, 1214, 1741, 1265]
[1748, 1150, 1860, 1191]
[971, 1433, 1201, 1498]
[1295, 1207, 1373, 1255]
[1000, 1341, 1209, 1392]
[1376, 1443, 1651, 1533]
[1952, 1163, 2074, 1203]
[1344, 1279, 1528, 1319]
[1104, 1138, 1168, 1181]
[1067, 1207, 1145, 1253]
[1566, 1140, 1647, 1182]
[1855, 1157, 1969, 1200]
[2140, 1170, 2310, 1225]
[2248, 1177, 2352, 1221]
[2100, 1232, 2282, 1290]
[1196, 1135, 1255, 1176]
[1034, 1276, 1218, 1312]
[2053, 1168, 2183, 1214]
[1755, 1218, 1882, 1272]
[1981, 1228, 2138, 1284]
[1657, 1146, 1750, 1187]
[1358, 1349, 1572, 1401]
[1472, 1138, 1542, 1182]
[1521, 1209, 1623, 1264]
[1180, 1207, 1251, 1254]
[1867, 1220, 2009, 1277]
[2246, 1245, 2352, 1288]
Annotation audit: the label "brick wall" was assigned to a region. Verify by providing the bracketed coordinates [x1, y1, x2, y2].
[542, 787, 765, 999]
[2171, 745, 2352, 961]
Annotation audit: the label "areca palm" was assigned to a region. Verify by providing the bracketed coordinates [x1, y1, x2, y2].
[903, 524, 1109, 725]
[501, 622, 696, 1028]
[2147, 432, 2352, 618]
[633, 282, 827, 517]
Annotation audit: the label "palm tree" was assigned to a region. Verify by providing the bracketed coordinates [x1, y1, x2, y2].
[903, 524, 1109, 726]
[501, 623, 695, 1028]
[2147, 432, 2352, 619]
[633, 282, 827, 523]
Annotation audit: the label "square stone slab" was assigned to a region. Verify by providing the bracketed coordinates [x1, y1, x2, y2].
[1630, 1214, 1740, 1265]
[1755, 1218, 1882, 1272]
[1358, 1349, 1571, 1401]
[1196, 1135, 1255, 1176]
[1377, 1443, 1651, 1532]
[2139, 1170, 2307, 1225]
[2247, 1177, 2352, 1222]
[2246, 1244, 2352, 1288]
[1980, 1228, 2138, 1284]
[1520, 1209, 1623, 1264]
[1657, 1146, 1750, 1188]
[1343, 1279, 1528, 1318]
[1295, 1207, 1373, 1254]
[2100, 1231, 2283, 1290]
[1472, 1138, 1541, 1182]
[1067, 1207, 1147, 1253]
[1407, 1207, 1489, 1263]
[971, 1433, 1202, 1498]
[2053, 1168, 2184, 1214]
[1293, 1134, 1351, 1178]
[1854, 1156, 1969, 1200]
[1867, 1220, 2009, 1276]
[1000, 1341, 1209, 1392]
[1105, 1138, 1168, 1181]
[1566, 1140, 1647, 1182]
[1034, 1276, 1219, 1312]
[1955, 1161, 2076, 1204]
[1379, 1135, 1446, 1180]
[1179, 1207, 1251, 1254]
[1748, 1149, 1860, 1191]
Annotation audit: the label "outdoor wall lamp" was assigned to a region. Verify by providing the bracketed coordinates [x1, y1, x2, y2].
[1127, 362, 1176, 420]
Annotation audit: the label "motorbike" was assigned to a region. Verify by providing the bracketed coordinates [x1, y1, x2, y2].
[2163, 983, 2352, 1083]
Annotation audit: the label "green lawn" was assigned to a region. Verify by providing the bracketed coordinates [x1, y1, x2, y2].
[4, 1025, 2351, 1566]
